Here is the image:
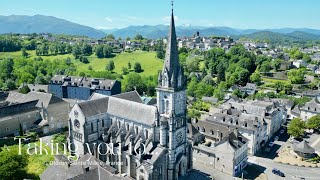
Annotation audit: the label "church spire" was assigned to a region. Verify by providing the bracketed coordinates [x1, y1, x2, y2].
[158, 1, 185, 90]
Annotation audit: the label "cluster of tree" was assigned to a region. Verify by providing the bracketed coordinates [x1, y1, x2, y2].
[288, 115, 320, 138]
[95, 45, 113, 58]
[288, 68, 306, 84]
[72, 43, 92, 59]
[0, 36, 22, 52]
[286, 48, 311, 62]
[122, 73, 157, 96]
[0, 56, 75, 91]
[35, 42, 72, 56]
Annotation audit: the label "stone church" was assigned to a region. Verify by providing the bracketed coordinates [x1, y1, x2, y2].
[68, 8, 192, 180]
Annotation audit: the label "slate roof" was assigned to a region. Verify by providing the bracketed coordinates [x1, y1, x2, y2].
[6, 91, 64, 108]
[77, 93, 157, 126]
[113, 91, 143, 104]
[77, 97, 109, 117]
[40, 154, 126, 180]
[293, 140, 315, 154]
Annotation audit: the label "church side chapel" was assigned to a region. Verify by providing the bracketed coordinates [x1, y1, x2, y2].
[68, 3, 193, 180]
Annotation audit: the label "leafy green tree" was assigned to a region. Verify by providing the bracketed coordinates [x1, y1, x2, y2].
[288, 68, 305, 84]
[106, 60, 115, 71]
[156, 41, 165, 59]
[79, 56, 89, 64]
[72, 44, 81, 59]
[306, 115, 320, 130]
[4, 79, 16, 90]
[288, 118, 305, 138]
[122, 67, 129, 75]
[105, 34, 115, 40]
[134, 34, 144, 41]
[0, 146, 29, 179]
[81, 43, 92, 56]
[95, 45, 104, 58]
[128, 62, 132, 69]
[250, 72, 262, 85]
[271, 59, 282, 71]
[134, 62, 143, 73]
[103, 45, 113, 58]
[216, 62, 225, 83]
[19, 85, 31, 94]
[21, 48, 28, 58]
[122, 73, 147, 94]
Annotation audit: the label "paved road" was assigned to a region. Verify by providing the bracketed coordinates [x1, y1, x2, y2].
[249, 156, 320, 180]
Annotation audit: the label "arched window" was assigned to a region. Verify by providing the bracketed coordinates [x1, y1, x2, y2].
[244, 123, 248, 127]
[145, 129, 149, 139]
[210, 130, 214, 135]
[126, 124, 130, 131]
[165, 100, 169, 115]
[135, 126, 139, 134]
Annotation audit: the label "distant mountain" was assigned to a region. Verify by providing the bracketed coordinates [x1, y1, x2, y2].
[0, 15, 106, 38]
[236, 31, 320, 45]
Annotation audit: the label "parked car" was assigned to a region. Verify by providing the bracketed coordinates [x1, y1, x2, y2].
[272, 168, 285, 177]
[274, 136, 279, 141]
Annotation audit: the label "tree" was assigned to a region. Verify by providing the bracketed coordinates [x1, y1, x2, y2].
[103, 45, 113, 58]
[216, 62, 225, 83]
[134, 34, 144, 41]
[81, 43, 92, 56]
[128, 62, 132, 69]
[19, 123, 23, 136]
[0, 146, 29, 179]
[134, 62, 143, 73]
[4, 79, 16, 90]
[72, 44, 81, 59]
[19, 85, 31, 94]
[288, 69, 305, 84]
[21, 48, 28, 58]
[271, 59, 282, 71]
[106, 34, 115, 40]
[156, 41, 165, 59]
[288, 118, 305, 138]
[250, 72, 262, 85]
[79, 56, 89, 64]
[106, 60, 115, 71]
[95, 45, 104, 58]
[122, 67, 129, 75]
[306, 115, 320, 130]
[122, 73, 147, 94]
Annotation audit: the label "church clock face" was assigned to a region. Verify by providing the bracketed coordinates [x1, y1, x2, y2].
[176, 131, 183, 144]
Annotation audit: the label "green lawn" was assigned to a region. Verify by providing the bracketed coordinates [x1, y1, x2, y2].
[262, 77, 288, 84]
[0, 50, 164, 77]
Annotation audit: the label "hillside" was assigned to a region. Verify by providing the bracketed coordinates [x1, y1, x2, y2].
[0, 15, 106, 38]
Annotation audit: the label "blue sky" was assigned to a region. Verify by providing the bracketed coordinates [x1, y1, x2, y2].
[0, 0, 319, 29]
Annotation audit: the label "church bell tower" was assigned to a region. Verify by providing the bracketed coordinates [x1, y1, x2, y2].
[156, 1, 189, 179]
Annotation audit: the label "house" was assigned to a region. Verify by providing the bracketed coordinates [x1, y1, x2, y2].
[48, 75, 121, 100]
[292, 60, 307, 68]
[201, 97, 218, 104]
[194, 108, 267, 155]
[6, 91, 70, 134]
[307, 64, 318, 72]
[300, 97, 320, 121]
[240, 83, 257, 95]
[0, 91, 69, 137]
[191, 126, 248, 177]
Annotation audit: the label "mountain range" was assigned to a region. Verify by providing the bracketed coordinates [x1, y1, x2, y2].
[1, 14, 320, 43]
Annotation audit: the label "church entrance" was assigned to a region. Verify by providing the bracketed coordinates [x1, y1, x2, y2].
[175, 154, 187, 178]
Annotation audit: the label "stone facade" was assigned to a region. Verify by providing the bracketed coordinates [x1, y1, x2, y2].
[68, 9, 192, 180]
[49, 75, 121, 100]
[300, 97, 320, 121]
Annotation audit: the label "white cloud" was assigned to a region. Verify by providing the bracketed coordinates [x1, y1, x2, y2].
[105, 17, 113, 22]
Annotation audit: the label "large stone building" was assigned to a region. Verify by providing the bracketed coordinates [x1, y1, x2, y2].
[49, 75, 121, 100]
[0, 91, 69, 137]
[68, 8, 192, 180]
[300, 97, 320, 121]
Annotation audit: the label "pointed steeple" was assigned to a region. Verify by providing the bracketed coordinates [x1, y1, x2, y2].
[158, 5, 185, 90]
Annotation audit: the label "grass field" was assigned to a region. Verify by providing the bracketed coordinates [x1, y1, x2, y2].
[0, 50, 164, 77]
[262, 77, 288, 84]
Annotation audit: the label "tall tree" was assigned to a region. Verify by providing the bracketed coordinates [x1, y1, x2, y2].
[288, 118, 305, 138]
